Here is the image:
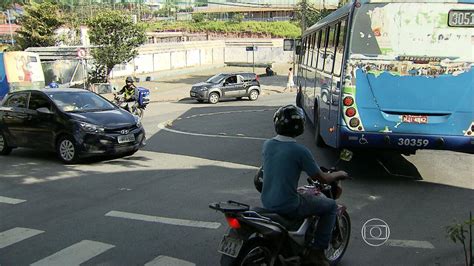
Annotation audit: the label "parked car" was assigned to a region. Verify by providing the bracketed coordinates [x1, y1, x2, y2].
[190, 73, 261, 104]
[0, 89, 145, 164]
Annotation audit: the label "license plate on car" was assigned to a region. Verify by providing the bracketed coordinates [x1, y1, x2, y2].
[218, 235, 243, 258]
[402, 115, 427, 124]
[117, 134, 135, 144]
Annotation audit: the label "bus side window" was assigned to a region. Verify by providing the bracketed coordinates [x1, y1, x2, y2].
[299, 37, 307, 65]
[317, 27, 328, 71]
[304, 37, 311, 66]
[334, 19, 347, 77]
[311, 31, 320, 68]
[324, 25, 337, 74]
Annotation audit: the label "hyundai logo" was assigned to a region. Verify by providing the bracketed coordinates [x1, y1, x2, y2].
[120, 129, 129, 135]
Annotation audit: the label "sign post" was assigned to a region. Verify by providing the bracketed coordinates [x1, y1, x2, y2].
[77, 48, 87, 90]
[246, 45, 257, 73]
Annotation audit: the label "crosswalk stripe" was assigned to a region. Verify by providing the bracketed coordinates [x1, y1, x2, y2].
[0, 196, 26, 204]
[105, 210, 221, 229]
[0, 227, 44, 249]
[386, 239, 435, 249]
[144, 255, 195, 266]
[30, 240, 115, 266]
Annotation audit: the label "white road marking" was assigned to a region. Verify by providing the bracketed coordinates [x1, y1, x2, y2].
[30, 240, 114, 266]
[0, 196, 26, 204]
[386, 239, 435, 249]
[0, 227, 44, 249]
[145, 255, 195, 266]
[105, 210, 221, 229]
[158, 123, 267, 141]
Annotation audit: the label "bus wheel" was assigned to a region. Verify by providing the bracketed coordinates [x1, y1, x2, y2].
[314, 107, 326, 147]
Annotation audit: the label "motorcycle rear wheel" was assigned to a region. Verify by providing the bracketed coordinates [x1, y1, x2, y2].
[325, 210, 351, 265]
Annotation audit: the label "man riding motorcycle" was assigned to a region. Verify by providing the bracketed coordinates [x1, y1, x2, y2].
[117, 77, 137, 112]
[261, 104, 349, 265]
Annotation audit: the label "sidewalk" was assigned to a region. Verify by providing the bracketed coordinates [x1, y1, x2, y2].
[105, 63, 294, 102]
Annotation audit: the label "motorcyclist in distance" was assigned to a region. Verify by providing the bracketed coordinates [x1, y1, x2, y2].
[261, 104, 349, 266]
[117, 76, 137, 111]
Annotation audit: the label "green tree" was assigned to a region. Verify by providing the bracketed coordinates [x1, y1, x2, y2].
[15, 2, 64, 50]
[446, 212, 473, 266]
[296, 0, 332, 31]
[192, 13, 205, 23]
[87, 9, 146, 80]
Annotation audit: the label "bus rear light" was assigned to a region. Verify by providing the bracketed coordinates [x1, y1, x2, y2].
[349, 118, 360, 127]
[343, 96, 354, 106]
[345, 107, 356, 117]
[468, 131, 472, 136]
[471, 124, 474, 131]
[358, 126, 363, 131]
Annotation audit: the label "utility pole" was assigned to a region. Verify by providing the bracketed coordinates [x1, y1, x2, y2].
[300, 0, 307, 32]
[6, 9, 14, 46]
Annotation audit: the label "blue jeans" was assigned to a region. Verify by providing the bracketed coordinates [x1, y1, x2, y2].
[295, 194, 337, 249]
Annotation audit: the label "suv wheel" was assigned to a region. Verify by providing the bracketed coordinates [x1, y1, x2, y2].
[209, 92, 220, 104]
[249, 90, 259, 101]
[57, 135, 80, 164]
[0, 131, 12, 155]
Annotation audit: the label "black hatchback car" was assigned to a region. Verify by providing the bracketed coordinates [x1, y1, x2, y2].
[0, 89, 145, 163]
[190, 73, 261, 104]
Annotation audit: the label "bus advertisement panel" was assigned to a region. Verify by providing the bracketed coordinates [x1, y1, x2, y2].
[298, 1, 473, 154]
[0, 52, 45, 100]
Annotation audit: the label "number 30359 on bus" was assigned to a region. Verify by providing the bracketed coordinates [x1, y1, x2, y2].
[397, 138, 429, 147]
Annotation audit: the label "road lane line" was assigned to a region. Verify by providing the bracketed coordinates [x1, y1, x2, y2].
[145, 255, 195, 266]
[105, 210, 221, 229]
[0, 196, 26, 204]
[386, 239, 435, 249]
[0, 227, 44, 249]
[158, 123, 267, 141]
[30, 240, 114, 266]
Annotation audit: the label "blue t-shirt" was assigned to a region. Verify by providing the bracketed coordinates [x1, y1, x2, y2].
[261, 136, 321, 214]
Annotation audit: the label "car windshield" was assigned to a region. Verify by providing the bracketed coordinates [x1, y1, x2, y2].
[206, 74, 226, 84]
[47, 91, 116, 112]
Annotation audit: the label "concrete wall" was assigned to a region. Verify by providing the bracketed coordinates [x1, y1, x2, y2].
[110, 41, 226, 78]
[224, 39, 293, 65]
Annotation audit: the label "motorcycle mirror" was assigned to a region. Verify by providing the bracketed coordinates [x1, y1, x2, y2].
[339, 149, 353, 162]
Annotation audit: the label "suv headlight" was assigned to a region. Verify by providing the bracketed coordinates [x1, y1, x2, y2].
[79, 122, 105, 133]
[199, 87, 208, 91]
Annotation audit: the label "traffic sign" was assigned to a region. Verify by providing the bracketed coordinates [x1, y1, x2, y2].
[77, 48, 86, 59]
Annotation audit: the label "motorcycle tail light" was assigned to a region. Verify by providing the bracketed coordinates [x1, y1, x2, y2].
[226, 216, 241, 229]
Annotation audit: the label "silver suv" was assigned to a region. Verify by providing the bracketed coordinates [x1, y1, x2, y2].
[190, 73, 261, 104]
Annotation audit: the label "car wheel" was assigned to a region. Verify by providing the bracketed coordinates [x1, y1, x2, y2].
[56, 135, 80, 164]
[0, 131, 12, 156]
[209, 92, 220, 104]
[249, 90, 259, 101]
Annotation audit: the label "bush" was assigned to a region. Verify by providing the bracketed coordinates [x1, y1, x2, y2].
[192, 13, 205, 23]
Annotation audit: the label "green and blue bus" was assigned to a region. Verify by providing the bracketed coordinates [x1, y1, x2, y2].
[296, 0, 473, 154]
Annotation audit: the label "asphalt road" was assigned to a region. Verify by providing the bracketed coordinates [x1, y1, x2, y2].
[0, 93, 472, 266]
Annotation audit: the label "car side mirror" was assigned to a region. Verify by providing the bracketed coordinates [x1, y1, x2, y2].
[37, 107, 53, 114]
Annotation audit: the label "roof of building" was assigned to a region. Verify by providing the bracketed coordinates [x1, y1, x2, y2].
[0, 24, 20, 35]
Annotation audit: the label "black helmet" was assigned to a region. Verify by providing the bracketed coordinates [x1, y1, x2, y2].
[273, 104, 305, 137]
[125, 76, 134, 83]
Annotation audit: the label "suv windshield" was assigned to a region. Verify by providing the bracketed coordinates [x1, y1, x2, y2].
[206, 74, 226, 84]
[47, 91, 116, 112]
[351, 3, 473, 61]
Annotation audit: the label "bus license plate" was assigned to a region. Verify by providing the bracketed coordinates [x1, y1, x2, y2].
[117, 134, 135, 144]
[402, 115, 427, 124]
[218, 235, 243, 258]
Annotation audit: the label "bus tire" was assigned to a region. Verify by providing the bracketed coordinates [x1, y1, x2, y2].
[314, 106, 326, 148]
